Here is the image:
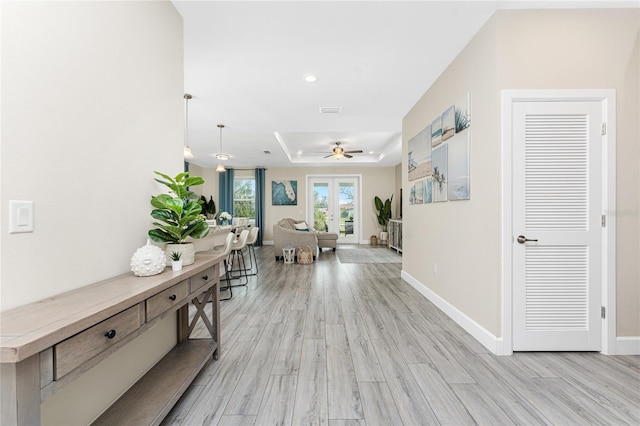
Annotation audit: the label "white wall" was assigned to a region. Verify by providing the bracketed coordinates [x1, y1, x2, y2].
[403, 9, 640, 344]
[1, 1, 184, 423]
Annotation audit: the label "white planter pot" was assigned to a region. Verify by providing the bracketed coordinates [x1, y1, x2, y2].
[171, 260, 183, 272]
[165, 243, 195, 266]
[379, 231, 388, 242]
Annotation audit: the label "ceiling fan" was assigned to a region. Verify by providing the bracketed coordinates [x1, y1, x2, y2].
[321, 142, 363, 159]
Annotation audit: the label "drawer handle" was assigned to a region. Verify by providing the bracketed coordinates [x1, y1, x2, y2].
[202, 275, 208, 281]
[104, 330, 117, 339]
[169, 294, 177, 301]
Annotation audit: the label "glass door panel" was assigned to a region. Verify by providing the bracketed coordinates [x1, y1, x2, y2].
[308, 176, 359, 244]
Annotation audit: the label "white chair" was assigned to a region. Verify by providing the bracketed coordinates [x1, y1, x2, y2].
[201, 232, 235, 300]
[228, 229, 250, 287]
[244, 227, 260, 276]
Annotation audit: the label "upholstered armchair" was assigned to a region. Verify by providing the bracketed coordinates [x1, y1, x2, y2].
[273, 218, 318, 261]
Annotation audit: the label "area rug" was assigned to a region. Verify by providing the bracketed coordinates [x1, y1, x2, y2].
[336, 247, 402, 264]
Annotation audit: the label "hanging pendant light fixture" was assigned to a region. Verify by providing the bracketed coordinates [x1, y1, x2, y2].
[215, 123, 229, 172]
[183, 94, 194, 159]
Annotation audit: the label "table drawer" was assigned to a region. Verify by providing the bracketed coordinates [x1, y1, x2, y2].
[54, 305, 142, 380]
[146, 279, 189, 321]
[190, 266, 216, 293]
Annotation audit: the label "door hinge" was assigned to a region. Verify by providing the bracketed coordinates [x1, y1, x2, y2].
[601, 215, 606, 227]
[601, 122, 607, 135]
[601, 306, 606, 319]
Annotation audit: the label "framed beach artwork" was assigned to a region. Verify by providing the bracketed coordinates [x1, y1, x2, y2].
[442, 105, 455, 141]
[455, 93, 471, 133]
[424, 177, 433, 204]
[414, 180, 424, 204]
[448, 132, 470, 201]
[408, 125, 432, 181]
[271, 180, 297, 205]
[431, 115, 442, 148]
[431, 145, 448, 202]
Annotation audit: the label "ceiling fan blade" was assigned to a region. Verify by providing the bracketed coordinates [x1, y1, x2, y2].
[344, 150, 363, 154]
[323, 154, 334, 158]
[344, 153, 353, 158]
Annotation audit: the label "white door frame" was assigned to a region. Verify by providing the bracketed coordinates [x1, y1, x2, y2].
[501, 89, 616, 355]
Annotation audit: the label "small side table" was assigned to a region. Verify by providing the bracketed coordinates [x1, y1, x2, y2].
[283, 245, 296, 264]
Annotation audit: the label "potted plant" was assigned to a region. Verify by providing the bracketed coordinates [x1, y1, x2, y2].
[170, 251, 183, 271]
[374, 194, 393, 243]
[199, 195, 217, 220]
[219, 211, 232, 226]
[148, 171, 209, 265]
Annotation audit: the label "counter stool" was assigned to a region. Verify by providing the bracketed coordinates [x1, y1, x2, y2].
[200, 232, 235, 300]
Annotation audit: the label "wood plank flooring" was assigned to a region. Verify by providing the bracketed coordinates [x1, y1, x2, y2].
[163, 246, 640, 426]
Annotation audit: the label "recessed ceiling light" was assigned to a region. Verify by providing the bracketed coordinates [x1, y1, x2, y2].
[303, 74, 318, 83]
[369, 151, 375, 155]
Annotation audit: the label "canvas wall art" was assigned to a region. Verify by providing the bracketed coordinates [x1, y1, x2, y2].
[431, 145, 448, 202]
[272, 180, 297, 205]
[442, 105, 455, 141]
[431, 115, 442, 147]
[408, 125, 432, 181]
[448, 132, 470, 201]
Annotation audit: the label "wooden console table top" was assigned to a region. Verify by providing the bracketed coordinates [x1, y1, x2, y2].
[0, 254, 223, 364]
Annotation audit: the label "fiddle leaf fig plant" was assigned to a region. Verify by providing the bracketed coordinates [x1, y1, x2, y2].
[148, 171, 209, 244]
[374, 194, 393, 232]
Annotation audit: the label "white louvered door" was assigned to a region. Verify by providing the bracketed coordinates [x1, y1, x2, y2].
[512, 100, 602, 351]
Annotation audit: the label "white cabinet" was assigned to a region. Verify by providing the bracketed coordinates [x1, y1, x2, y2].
[389, 219, 402, 253]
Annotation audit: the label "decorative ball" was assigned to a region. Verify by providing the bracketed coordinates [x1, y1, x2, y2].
[130, 240, 166, 276]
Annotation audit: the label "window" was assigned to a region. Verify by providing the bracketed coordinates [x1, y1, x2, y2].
[234, 177, 255, 218]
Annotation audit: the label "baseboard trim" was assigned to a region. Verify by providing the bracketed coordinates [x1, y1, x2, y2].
[400, 270, 508, 355]
[616, 336, 640, 355]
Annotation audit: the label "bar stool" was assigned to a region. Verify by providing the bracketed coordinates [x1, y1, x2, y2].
[244, 227, 260, 276]
[228, 229, 250, 287]
[200, 232, 235, 300]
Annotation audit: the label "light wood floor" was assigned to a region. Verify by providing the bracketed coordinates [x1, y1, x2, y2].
[164, 245, 640, 426]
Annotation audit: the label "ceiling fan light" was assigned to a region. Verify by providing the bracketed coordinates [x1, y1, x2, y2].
[216, 162, 226, 172]
[215, 153, 230, 160]
[183, 145, 194, 159]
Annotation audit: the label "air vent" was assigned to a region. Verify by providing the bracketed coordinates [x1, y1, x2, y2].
[319, 107, 342, 114]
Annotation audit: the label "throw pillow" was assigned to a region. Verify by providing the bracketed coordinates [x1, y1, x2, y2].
[294, 221, 308, 230]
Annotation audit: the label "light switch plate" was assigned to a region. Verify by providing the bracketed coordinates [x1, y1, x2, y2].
[9, 200, 34, 233]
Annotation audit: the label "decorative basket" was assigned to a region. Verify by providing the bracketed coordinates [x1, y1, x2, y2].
[297, 246, 313, 265]
[370, 235, 378, 246]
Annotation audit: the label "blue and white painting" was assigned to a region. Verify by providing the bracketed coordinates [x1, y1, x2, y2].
[424, 177, 432, 204]
[431, 115, 442, 148]
[447, 132, 470, 201]
[408, 125, 432, 181]
[431, 145, 448, 202]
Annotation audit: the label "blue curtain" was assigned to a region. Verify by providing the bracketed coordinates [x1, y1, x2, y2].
[218, 168, 234, 215]
[254, 168, 265, 246]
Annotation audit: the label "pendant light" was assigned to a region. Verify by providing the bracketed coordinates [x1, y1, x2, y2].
[183, 94, 194, 159]
[215, 123, 229, 172]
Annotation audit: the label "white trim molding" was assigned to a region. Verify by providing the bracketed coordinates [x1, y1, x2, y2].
[501, 89, 617, 355]
[616, 337, 640, 355]
[401, 270, 508, 355]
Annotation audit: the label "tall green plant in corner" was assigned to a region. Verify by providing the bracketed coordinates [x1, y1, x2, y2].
[148, 171, 209, 244]
[374, 194, 393, 232]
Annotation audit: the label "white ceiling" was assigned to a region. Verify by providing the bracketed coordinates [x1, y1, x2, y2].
[173, 0, 634, 169]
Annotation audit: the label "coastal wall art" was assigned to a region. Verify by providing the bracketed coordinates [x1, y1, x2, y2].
[408, 92, 472, 207]
[272, 180, 297, 205]
[408, 125, 432, 181]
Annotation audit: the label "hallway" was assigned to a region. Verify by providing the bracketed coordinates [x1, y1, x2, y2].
[164, 246, 640, 425]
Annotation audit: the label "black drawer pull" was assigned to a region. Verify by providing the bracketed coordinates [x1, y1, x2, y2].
[169, 294, 177, 301]
[104, 330, 116, 339]
[202, 275, 208, 281]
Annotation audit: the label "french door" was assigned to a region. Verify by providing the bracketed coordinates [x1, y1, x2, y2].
[512, 99, 603, 351]
[308, 176, 359, 244]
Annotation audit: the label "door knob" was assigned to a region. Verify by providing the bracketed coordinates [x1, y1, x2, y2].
[517, 235, 538, 244]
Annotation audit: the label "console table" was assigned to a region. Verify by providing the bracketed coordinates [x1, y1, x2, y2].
[1, 253, 223, 426]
